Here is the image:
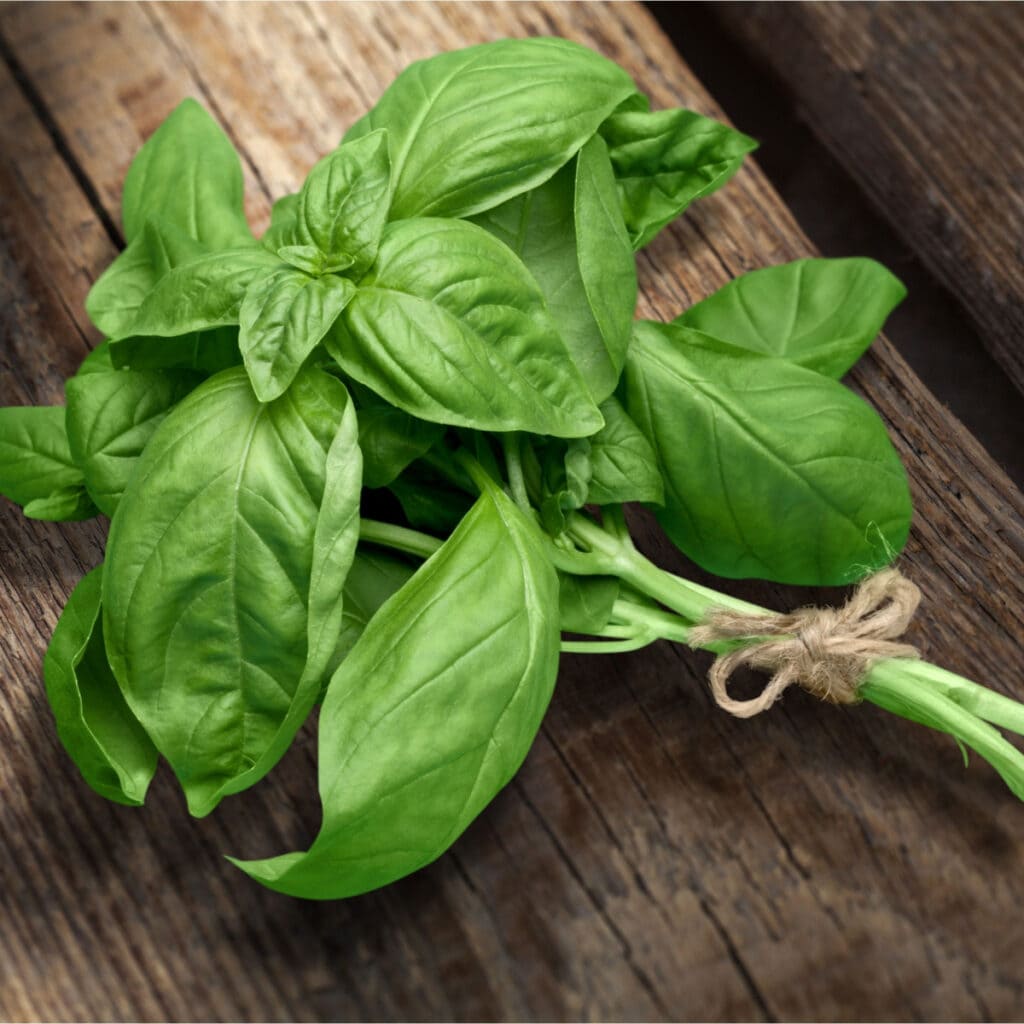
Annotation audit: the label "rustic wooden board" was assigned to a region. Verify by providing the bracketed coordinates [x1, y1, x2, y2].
[0, 2, 1022, 1020]
[711, 1, 1024, 397]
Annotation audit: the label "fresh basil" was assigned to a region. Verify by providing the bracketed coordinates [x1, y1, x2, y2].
[230, 480, 560, 899]
[102, 367, 361, 816]
[600, 106, 758, 250]
[624, 322, 912, 585]
[328, 217, 603, 436]
[586, 397, 664, 506]
[44, 566, 157, 805]
[344, 37, 635, 219]
[676, 258, 908, 378]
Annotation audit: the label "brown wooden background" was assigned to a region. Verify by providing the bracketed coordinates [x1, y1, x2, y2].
[1, 3, 1022, 1020]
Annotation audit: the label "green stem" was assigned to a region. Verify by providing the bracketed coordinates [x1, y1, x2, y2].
[502, 434, 531, 513]
[358, 519, 443, 560]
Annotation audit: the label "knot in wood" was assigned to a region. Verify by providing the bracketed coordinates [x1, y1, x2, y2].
[689, 569, 922, 719]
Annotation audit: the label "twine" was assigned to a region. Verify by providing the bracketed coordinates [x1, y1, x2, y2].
[688, 568, 922, 719]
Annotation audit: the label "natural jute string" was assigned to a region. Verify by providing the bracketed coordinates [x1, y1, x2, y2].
[688, 568, 922, 718]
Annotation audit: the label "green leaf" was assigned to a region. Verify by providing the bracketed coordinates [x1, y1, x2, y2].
[103, 367, 362, 816]
[65, 343, 202, 516]
[472, 134, 636, 403]
[284, 130, 390, 277]
[333, 546, 417, 668]
[676, 258, 908, 378]
[624, 322, 912, 585]
[119, 247, 280, 341]
[353, 385, 445, 490]
[600, 107, 758, 249]
[586, 397, 664, 506]
[230, 480, 560, 899]
[121, 98, 253, 248]
[109, 327, 242, 374]
[239, 266, 356, 402]
[44, 566, 157, 806]
[0, 406, 95, 519]
[534, 438, 592, 536]
[558, 573, 620, 634]
[261, 194, 299, 251]
[329, 218, 603, 437]
[345, 37, 635, 219]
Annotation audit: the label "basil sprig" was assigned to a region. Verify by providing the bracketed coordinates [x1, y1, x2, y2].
[4, 37, 1021, 904]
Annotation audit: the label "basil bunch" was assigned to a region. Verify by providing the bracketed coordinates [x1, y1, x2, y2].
[4, 38, 1021, 901]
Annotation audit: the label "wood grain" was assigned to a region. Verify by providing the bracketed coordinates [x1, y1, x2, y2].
[0, 2, 1022, 1020]
[711, 1, 1024, 397]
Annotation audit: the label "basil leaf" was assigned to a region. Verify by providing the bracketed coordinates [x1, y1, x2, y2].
[103, 367, 362, 816]
[284, 130, 390, 277]
[239, 266, 356, 402]
[389, 460, 474, 535]
[586, 397, 664, 506]
[330, 218, 603, 437]
[230, 480, 560, 899]
[261, 194, 299, 252]
[536, 438, 592, 536]
[44, 566, 157, 806]
[119, 248, 280, 341]
[600, 108, 758, 250]
[345, 37, 635, 219]
[121, 99, 252, 248]
[109, 327, 242, 374]
[333, 547, 417, 666]
[676, 258, 908, 379]
[558, 573, 620, 634]
[65, 343, 202, 516]
[354, 389, 445, 490]
[624, 322, 912, 585]
[0, 406, 95, 519]
[472, 134, 636, 403]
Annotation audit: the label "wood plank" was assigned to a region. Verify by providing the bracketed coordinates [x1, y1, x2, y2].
[710, 1, 1024, 397]
[0, 1, 1022, 1019]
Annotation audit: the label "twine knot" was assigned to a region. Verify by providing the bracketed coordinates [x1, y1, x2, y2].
[688, 569, 922, 719]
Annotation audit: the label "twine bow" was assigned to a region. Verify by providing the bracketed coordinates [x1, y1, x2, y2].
[688, 569, 922, 718]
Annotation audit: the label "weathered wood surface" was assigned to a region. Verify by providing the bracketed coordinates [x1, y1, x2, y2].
[0, 2, 1022, 1020]
[711, 1, 1024, 398]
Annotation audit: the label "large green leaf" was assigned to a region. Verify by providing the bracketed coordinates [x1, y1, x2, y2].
[0, 405, 97, 521]
[345, 37, 635, 219]
[230, 480, 560, 899]
[121, 99, 252, 248]
[44, 566, 157, 806]
[239, 266, 355, 402]
[676, 258, 907, 379]
[103, 367, 362, 816]
[329, 218, 603, 437]
[600, 107, 757, 249]
[472, 134, 636, 402]
[65, 343, 201, 516]
[624, 322, 912, 585]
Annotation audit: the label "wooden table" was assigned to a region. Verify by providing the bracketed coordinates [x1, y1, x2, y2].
[1, 3, 1022, 1020]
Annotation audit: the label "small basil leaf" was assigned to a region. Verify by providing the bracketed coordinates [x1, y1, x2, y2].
[600, 108, 758, 250]
[472, 135, 636, 403]
[230, 479, 560, 899]
[103, 367, 362, 816]
[239, 266, 356, 402]
[277, 245, 353, 277]
[120, 248, 280, 341]
[676, 258, 908, 379]
[558, 573, 620, 635]
[354, 389, 445, 490]
[286, 130, 390, 277]
[330, 218, 603, 437]
[44, 566, 157, 806]
[24, 487, 99, 522]
[65, 343, 202, 516]
[261, 194, 300, 252]
[389, 460, 474, 535]
[333, 547, 417, 668]
[624, 322, 912, 585]
[0, 406, 89, 512]
[536, 438, 592, 536]
[345, 37, 635, 219]
[109, 326, 242, 374]
[121, 98, 253, 248]
[586, 397, 664, 506]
